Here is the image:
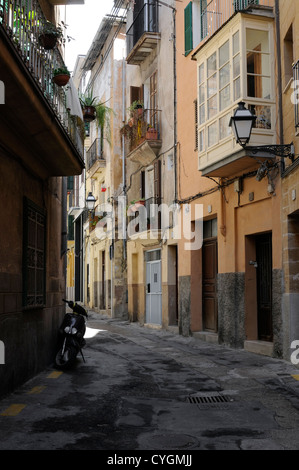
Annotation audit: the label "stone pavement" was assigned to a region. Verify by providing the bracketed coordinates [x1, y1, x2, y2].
[0, 310, 299, 453]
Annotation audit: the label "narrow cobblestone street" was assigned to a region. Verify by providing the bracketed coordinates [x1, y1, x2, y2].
[1, 311, 299, 455]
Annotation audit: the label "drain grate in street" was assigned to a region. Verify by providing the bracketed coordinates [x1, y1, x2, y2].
[186, 393, 234, 409]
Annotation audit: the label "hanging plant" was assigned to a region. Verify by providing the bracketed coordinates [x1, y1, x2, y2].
[79, 90, 98, 122]
[38, 20, 74, 50]
[52, 66, 70, 87]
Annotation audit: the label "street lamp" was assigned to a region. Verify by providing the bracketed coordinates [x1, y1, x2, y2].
[86, 192, 96, 212]
[229, 101, 294, 160]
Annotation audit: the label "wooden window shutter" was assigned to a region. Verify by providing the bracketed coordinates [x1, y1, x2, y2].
[154, 159, 161, 203]
[184, 2, 193, 56]
[194, 99, 198, 150]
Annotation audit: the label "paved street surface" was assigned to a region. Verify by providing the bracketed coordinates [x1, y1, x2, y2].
[1, 311, 299, 455]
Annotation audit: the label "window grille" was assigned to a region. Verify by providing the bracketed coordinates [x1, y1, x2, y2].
[23, 198, 46, 309]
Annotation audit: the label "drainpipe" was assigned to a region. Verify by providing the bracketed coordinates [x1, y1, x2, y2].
[61, 176, 68, 296]
[122, 56, 127, 256]
[173, 7, 177, 202]
[275, 0, 285, 175]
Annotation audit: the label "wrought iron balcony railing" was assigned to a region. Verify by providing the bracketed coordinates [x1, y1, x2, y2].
[0, 0, 83, 157]
[86, 138, 105, 171]
[127, 197, 161, 233]
[121, 108, 161, 153]
[126, 1, 159, 57]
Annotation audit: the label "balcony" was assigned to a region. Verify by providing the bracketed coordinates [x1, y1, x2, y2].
[0, 0, 84, 177]
[48, 1, 84, 4]
[121, 108, 162, 165]
[127, 196, 161, 239]
[86, 138, 106, 173]
[126, 2, 160, 65]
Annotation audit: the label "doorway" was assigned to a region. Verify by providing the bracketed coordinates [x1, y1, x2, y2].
[245, 232, 273, 342]
[101, 251, 106, 310]
[145, 249, 162, 324]
[202, 219, 218, 332]
[256, 233, 273, 341]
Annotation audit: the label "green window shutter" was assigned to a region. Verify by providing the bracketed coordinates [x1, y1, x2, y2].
[184, 2, 193, 56]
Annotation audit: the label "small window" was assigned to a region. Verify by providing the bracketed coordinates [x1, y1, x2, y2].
[23, 198, 46, 309]
[203, 219, 217, 239]
[145, 249, 161, 262]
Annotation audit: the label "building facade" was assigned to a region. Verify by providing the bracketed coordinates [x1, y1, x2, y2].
[0, 0, 84, 396]
[124, 0, 178, 329]
[176, 0, 292, 358]
[77, 12, 128, 318]
[279, 0, 299, 360]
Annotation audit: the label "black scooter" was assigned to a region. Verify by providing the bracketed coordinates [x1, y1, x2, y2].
[54, 299, 88, 369]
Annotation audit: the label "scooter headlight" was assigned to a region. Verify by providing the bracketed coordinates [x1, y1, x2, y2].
[64, 326, 70, 333]
[71, 328, 77, 335]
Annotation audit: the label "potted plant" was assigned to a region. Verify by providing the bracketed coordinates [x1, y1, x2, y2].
[128, 100, 144, 119]
[52, 66, 70, 87]
[129, 198, 145, 212]
[38, 20, 74, 50]
[146, 124, 158, 140]
[79, 90, 98, 122]
[38, 21, 63, 50]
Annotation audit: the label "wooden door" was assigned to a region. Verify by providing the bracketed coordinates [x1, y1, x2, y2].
[202, 239, 218, 332]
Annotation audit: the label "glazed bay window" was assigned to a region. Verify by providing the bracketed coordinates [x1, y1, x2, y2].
[195, 14, 275, 177]
[197, 21, 274, 156]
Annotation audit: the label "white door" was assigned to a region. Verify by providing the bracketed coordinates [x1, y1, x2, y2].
[146, 257, 162, 324]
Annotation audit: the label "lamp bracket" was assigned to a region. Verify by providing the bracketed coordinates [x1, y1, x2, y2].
[245, 143, 294, 161]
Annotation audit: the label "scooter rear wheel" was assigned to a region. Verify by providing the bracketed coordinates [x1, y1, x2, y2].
[55, 345, 77, 369]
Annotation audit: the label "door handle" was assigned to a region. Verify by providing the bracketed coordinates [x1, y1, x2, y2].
[147, 283, 150, 293]
[249, 260, 258, 268]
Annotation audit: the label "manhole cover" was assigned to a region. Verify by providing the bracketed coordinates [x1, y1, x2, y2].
[187, 392, 234, 409]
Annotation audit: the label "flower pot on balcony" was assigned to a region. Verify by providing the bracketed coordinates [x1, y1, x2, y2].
[53, 73, 70, 87]
[83, 106, 96, 122]
[53, 66, 70, 87]
[146, 128, 158, 140]
[130, 199, 145, 212]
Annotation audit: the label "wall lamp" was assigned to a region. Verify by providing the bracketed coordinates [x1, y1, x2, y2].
[86, 192, 96, 213]
[229, 102, 294, 161]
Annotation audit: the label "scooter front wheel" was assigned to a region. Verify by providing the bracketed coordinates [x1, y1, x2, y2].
[55, 345, 77, 369]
